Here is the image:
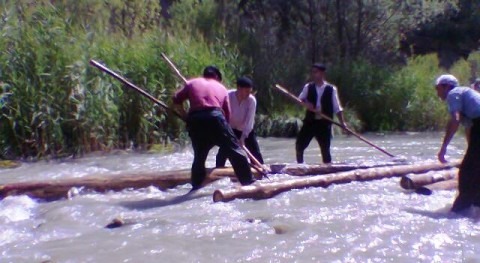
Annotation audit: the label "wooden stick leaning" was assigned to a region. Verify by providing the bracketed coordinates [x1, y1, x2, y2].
[160, 53, 271, 175]
[90, 59, 185, 121]
[273, 84, 395, 158]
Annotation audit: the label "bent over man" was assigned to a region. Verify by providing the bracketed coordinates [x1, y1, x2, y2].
[216, 76, 264, 167]
[172, 66, 256, 191]
[295, 63, 347, 164]
[435, 74, 480, 213]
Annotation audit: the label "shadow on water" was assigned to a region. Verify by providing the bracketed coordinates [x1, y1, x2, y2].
[105, 191, 213, 228]
[404, 207, 480, 222]
[118, 190, 212, 211]
[403, 207, 461, 220]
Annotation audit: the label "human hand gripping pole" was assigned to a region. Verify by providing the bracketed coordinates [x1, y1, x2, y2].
[160, 53, 271, 177]
[273, 84, 395, 158]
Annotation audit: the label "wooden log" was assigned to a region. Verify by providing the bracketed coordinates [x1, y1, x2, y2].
[414, 179, 458, 195]
[400, 168, 458, 189]
[0, 167, 260, 201]
[213, 160, 461, 202]
[272, 161, 409, 176]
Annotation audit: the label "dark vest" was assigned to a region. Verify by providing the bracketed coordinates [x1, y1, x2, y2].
[304, 82, 334, 121]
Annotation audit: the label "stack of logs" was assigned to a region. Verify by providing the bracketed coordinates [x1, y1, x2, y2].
[0, 160, 460, 202]
[212, 160, 460, 202]
[399, 168, 458, 195]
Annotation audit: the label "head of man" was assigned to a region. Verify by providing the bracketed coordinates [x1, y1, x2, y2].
[435, 74, 458, 101]
[236, 76, 253, 99]
[311, 63, 326, 82]
[203, 65, 222, 81]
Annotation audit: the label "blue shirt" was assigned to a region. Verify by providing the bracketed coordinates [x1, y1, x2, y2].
[446, 86, 480, 125]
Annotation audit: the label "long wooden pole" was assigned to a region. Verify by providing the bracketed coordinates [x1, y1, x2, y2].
[160, 53, 270, 175]
[273, 84, 395, 158]
[89, 59, 185, 121]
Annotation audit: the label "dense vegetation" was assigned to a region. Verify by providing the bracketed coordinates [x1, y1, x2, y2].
[1, 0, 480, 159]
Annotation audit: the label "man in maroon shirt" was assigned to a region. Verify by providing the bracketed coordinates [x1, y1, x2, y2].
[172, 66, 256, 191]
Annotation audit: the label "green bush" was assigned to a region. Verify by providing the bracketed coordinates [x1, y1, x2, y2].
[0, 1, 243, 159]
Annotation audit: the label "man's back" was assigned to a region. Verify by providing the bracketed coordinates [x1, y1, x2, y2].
[447, 86, 480, 119]
[173, 77, 230, 118]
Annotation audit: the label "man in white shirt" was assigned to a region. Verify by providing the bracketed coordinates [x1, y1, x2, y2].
[295, 63, 346, 164]
[216, 77, 264, 167]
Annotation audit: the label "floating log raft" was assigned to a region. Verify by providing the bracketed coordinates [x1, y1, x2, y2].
[213, 160, 460, 203]
[400, 168, 458, 190]
[0, 162, 403, 201]
[414, 179, 458, 195]
[0, 167, 259, 201]
[269, 161, 408, 176]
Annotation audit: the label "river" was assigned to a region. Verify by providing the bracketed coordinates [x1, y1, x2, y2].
[0, 132, 479, 263]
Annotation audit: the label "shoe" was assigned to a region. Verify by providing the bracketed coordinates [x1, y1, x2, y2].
[189, 185, 202, 193]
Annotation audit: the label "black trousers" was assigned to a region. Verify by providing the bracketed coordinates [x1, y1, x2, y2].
[216, 128, 264, 167]
[451, 118, 480, 212]
[295, 119, 332, 164]
[187, 109, 255, 189]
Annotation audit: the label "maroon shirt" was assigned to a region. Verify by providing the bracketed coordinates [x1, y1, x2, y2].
[172, 77, 230, 121]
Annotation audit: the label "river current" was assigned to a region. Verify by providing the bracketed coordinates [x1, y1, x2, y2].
[0, 132, 479, 263]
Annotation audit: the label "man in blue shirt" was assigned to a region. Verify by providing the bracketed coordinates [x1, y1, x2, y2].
[435, 74, 480, 213]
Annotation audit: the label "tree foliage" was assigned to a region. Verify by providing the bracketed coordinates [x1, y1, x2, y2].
[1, 0, 480, 159]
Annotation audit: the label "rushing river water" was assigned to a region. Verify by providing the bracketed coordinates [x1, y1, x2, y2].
[0, 132, 479, 263]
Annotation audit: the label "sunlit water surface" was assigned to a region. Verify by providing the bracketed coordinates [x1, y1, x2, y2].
[1, 132, 479, 263]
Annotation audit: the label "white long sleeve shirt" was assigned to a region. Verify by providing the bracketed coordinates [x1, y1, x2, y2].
[228, 90, 256, 141]
[298, 82, 343, 119]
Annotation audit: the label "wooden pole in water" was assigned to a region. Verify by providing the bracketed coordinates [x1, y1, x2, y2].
[213, 160, 460, 202]
[273, 84, 395, 158]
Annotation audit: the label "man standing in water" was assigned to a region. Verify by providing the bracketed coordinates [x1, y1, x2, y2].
[172, 66, 256, 191]
[435, 74, 480, 213]
[295, 63, 347, 164]
[216, 76, 264, 167]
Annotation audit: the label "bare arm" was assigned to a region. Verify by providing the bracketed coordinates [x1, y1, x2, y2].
[172, 85, 189, 119]
[438, 112, 461, 163]
[336, 111, 347, 127]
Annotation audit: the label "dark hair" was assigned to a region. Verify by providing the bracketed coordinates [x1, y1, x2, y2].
[203, 65, 222, 81]
[312, 63, 326, 71]
[236, 76, 253, 88]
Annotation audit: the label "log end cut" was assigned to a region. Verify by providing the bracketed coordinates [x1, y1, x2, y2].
[400, 175, 415, 190]
[105, 217, 126, 229]
[212, 190, 224, 203]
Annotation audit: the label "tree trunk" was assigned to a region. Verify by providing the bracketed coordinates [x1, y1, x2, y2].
[414, 179, 458, 196]
[273, 162, 405, 176]
[399, 168, 458, 190]
[0, 167, 258, 201]
[0, 162, 399, 201]
[213, 161, 460, 203]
